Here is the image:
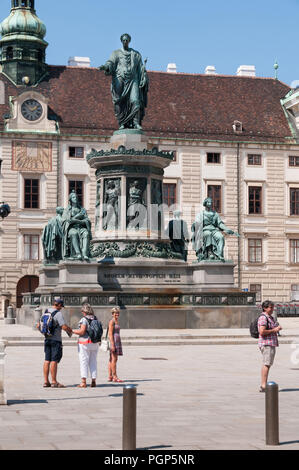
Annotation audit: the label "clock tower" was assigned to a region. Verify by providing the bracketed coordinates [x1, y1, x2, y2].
[0, 0, 48, 86]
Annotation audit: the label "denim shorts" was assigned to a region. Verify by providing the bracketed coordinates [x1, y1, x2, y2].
[44, 339, 63, 363]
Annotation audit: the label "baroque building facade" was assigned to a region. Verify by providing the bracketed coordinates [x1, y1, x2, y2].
[0, 0, 299, 316]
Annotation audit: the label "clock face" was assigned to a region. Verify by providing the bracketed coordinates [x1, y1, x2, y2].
[21, 99, 43, 122]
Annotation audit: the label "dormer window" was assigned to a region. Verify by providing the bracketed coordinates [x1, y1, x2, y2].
[233, 120, 243, 133]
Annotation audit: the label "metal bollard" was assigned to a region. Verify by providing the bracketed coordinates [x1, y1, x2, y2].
[33, 306, 42, 330]
[4, 306, 15, 325]
[122, 385, 137, 450]
[0, 341, 7, 405]
[265, 381, 279, 445]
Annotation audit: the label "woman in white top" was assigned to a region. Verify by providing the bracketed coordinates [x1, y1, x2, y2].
[72, 303, 99, 388]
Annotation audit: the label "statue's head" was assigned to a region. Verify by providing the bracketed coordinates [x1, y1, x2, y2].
[56, 207, 64, 216]
[203, 197, 213, 208]
[120, 33, 131, 48]
[173, 210, 182, 219]
[69, 190, 79, 206]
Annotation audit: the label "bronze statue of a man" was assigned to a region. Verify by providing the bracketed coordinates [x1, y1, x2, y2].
[99, 33, 149, 130]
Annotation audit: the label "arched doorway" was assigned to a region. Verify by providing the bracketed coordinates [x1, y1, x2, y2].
[16, 275, 39, 308]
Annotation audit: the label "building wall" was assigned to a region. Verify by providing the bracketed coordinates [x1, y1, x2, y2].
[163, 142, 299, 303]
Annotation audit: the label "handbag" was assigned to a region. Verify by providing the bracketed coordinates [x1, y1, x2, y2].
[99, 327, 110, 352]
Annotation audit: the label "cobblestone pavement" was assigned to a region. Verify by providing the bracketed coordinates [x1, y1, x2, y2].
[1, 337, 299, 450]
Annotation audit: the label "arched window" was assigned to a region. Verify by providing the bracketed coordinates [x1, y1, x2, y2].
[21, 1, 28, 7]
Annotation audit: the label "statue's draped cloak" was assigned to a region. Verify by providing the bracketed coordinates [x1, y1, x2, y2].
[105, 48, 148, 127]
[61, 206, 92, 259]
[192, 210, 227, 259]
[41, 215, 63, 261]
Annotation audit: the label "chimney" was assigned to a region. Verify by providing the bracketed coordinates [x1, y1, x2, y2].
[236, 65, 256, 77]
[205, 65, 217, 75]
[68, 57, 91, 67]
[167, 63, 177, 73]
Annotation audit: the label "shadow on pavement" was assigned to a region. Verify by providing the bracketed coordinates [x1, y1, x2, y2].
[138, 445, 173, 450]
[8, 399, 48, 405]
[279, 388, 299, 392]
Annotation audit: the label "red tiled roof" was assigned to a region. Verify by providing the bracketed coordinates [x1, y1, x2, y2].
[0, 65, 292, 142]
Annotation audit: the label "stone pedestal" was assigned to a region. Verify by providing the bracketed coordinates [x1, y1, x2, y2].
[0, 341, 7, 406]
[20, 258, 258, 329]
[87, 130, 175, 253]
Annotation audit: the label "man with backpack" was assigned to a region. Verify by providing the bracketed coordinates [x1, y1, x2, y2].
[258, 300, 282, 392]
[38, 298, 73, 388]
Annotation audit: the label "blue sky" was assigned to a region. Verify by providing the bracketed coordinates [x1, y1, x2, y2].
[1, 0, 299, 86]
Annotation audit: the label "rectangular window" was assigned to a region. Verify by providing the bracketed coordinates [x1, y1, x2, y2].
[250, 284, 262, 302]
[248, 186, 262, 214]
[24, 179, 39, 209]
[163, 183, 177, 207]
[207, 185, 222, 213]
[248, 238, 262, 263]
[24, 234, 39, 260]
[69, 147, 84, 158]
[248, 154, 262, 165]
[207, 152, 221, 164]
[290, 239, 299, 263]
[289, 156, 299, 167]
[69, 180, 84, 206]
[290, 188, 299, 215]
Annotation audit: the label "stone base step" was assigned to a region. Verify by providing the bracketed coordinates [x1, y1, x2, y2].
[2, 336, 298, 347]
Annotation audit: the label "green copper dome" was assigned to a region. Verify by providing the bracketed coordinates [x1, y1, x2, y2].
[0, 1, 46, 42]
[0, 1, 48, 86]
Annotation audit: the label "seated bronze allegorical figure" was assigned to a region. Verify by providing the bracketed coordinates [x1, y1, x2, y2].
[61, 191, 92, 261]
[192, 197, 239, 262]
[42, 206, 64, 264]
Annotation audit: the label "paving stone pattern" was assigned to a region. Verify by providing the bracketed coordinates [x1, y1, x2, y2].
[1, 339, 299, 450]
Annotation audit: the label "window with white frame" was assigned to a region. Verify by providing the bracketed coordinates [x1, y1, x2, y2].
[290, 239, 299, 264]
[248, 238, 262, 263]
[207, 184, 222, 213]
[250, 284, 262, 302]
[23, 234, 39, 260]
[69, 146, 84, 159]
[248, 186, 262, 215]
[290, 188, 299, 216]
[68, 180, 84, 206]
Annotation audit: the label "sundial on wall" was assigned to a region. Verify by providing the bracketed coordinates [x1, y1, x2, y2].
[12, 141, 52, 172]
